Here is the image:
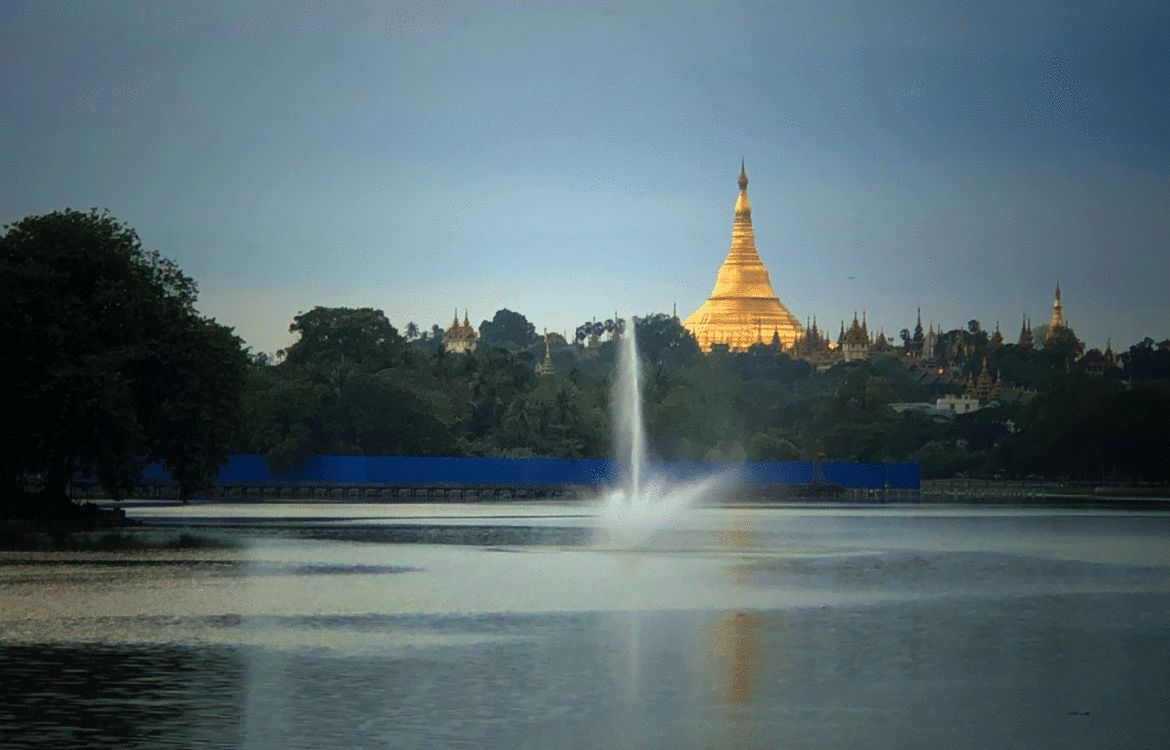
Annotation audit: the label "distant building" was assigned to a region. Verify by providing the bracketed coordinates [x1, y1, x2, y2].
[964, 358, 1005, 401]
[988, 321, 1004, 349]
[683, 163, 803, 351]
[936, 394, 981, 414]
[536, 330, 555, 376]
[907, 309, 926, 361]
[1080, 341, 1120, 376]
[1046, 283, 1066, 342]
[789, 316, 833, 363]
[668, 175, 1110, 372]
[839, 312, 870, 362]
[1018, 314, 1034, 348]
[890, 395, 981, 418]
[442, 309, 478, 353]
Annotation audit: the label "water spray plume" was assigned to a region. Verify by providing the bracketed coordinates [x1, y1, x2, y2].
[598, 318, 732, 546]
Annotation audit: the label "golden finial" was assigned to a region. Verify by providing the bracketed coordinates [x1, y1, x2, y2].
[738, 159, 748, 191]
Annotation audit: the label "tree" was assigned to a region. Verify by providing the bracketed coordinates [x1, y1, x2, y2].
[284, 307, 406, 370]
[838, 367, 895, 413]
[1121, 338, 1170, 381]
[463, 346, 538, 442]
[746, 430, 800, 461]
[239, 309, 462, 471]
[996, 374, 1169, 480]
[334, 370, 456, 456]
[988, 343, 1054, 391]
[635, 313, 701, 369]
[238, 363, 326, 474]
[733, 344, 812, 382]
[0, 209, 250, 506]
[1043, 325, 1083, 364]
[478, 309, 537, 348]
[404, 321, 420, 340]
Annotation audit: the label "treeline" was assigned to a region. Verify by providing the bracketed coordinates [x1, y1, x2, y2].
[10, 209, 1165, 508]
[240, 307, 1170, 482]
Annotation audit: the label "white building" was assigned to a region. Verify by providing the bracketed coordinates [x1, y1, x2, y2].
[935, 395, 980, 414]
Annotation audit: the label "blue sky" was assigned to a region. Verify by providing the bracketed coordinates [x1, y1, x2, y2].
[3, 0, 1167, 354]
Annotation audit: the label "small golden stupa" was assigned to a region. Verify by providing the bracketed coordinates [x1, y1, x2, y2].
[683, 163, 802, 351]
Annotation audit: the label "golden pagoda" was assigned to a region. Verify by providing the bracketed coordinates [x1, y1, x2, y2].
[536, 329, 555, 376]
[1046, 283, 1066, 342]
[683, 163, 802, 351]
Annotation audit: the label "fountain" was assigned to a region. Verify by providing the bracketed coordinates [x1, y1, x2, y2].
[598, 317, 730, 545]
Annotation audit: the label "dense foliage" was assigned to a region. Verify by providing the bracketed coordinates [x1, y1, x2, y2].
[239, 307, 608, 472]
[1, 210, 250, 504]
[241, 309, 1170, 482]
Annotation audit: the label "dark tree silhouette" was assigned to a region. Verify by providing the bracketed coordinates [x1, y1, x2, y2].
[0, 209, 250, 506]
[478, 309, 537, 347]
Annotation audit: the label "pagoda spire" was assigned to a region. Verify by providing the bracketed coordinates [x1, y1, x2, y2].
[537, 329, 555, 376]
[733, 162, 752, 219]
[990, 319, 1004, 347]
[1019, 314, 1033, 347]
[1048, 283, 1065, 337]
[722, 162, 763, 279]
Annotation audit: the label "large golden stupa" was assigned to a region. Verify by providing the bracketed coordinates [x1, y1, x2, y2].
[683, 164, 802, 351]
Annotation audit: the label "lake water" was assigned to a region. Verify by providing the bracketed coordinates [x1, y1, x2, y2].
[1, 502, 1168, 749]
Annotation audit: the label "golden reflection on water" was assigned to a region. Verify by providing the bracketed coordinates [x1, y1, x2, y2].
[704, 513, 780, 709]
[705, 611, 765, 705]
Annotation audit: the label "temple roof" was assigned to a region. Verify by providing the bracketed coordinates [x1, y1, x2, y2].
[842, 312, 869, 345]
[443, 308, 477, 342]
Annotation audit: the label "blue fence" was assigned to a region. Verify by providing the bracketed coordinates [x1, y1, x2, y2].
[143, 456, 919, 490]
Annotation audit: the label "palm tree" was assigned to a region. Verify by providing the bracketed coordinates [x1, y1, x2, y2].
[405, 321, 420, 340]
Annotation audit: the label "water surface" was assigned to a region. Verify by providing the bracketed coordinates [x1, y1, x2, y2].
[2, 502, 1167, 749]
